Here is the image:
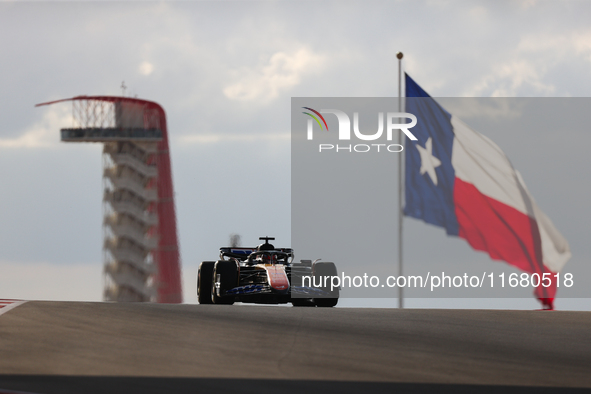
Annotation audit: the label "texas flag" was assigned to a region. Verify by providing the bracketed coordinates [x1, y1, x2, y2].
[404, 74, 571, 309]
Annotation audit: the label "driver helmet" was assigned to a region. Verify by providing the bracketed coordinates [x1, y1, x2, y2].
[257, 242, 275, 251]
[261, 253, 277, 264]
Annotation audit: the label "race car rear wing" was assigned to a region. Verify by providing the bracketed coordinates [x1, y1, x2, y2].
[219, 247, 294, 261]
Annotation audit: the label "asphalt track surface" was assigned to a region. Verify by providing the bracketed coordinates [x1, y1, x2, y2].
[0, 302, 590, 394]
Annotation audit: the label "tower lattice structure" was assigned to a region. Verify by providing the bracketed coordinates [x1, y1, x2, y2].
[36, 96, 183, 303]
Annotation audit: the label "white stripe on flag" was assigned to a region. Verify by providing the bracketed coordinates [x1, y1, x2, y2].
[451, 115, 531, 216]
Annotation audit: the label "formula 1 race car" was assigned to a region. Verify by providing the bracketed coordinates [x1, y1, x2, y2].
[198, 237, 339, 307]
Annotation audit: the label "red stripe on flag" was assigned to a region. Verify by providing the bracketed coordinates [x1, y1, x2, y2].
[454, 178, 556, 302]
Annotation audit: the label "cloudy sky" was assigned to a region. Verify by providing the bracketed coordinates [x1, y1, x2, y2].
[0, 0, 590, 309]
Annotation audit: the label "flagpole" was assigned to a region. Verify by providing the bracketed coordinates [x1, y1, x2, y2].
[397, 51, 404, 309]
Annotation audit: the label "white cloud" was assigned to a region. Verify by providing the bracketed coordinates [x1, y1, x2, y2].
[465, 29, 591, 97]
[518, 0, 539, 10]
[223, 48, 326, 103]
[0, 105, 73, 149]
[571, 31, 591, 64]
[467, 59, 556, 97]
[468, 4, 489, 20]
[139, 61, 154, 76]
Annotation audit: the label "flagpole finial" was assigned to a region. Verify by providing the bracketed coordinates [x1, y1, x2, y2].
[396, 52, 404, 60]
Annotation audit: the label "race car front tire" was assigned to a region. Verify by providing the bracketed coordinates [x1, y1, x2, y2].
[312, 261, 339, 307]
[212, 260, 238, 305]
[198, 261, 215, 304]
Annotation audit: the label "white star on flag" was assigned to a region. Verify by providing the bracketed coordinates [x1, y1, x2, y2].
[416, 137, 442, 185]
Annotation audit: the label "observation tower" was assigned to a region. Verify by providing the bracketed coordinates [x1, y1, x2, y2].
[36, 96, 182, 303]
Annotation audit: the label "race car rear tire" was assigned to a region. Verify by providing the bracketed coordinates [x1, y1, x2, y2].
[291, 298, 315, 307]
[312, 262, 339, 307]
[315, 297, 338, 307]
[212, 260, 238, 305]
[198, 261, 215, 304]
